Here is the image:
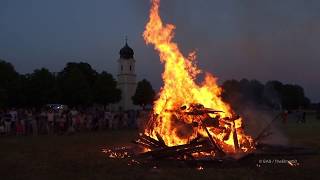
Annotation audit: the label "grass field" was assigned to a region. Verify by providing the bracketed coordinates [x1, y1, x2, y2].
[0, 114, 319, 180]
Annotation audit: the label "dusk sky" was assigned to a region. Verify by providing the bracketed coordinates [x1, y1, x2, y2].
[0, 0, 319, 102]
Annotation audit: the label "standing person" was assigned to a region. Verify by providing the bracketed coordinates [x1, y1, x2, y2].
[137, 110, 149, 131]
[78, 112, 84, 131]
[47, 110, 55, 134]
[25, 110, 33, 135]
[4, 111, 11, 135]
[98, 109, 105, 131]
[56, 112, 65, 134]
[0, 118, 5, 136]
[74, 113, 81, 132]
[296, 109, 304, 124]
[302, 111, 306, 123]
[90, 108, 98, 131]
[0, 110, 6, 135]
[86, 111, 93, 131]
[117, 109, 124, 129]
[9, 108, 18, 135]
[105, 110, 112, 129]
[122, 112, 129, 128]
[19, 109, 26, 135]
[281, 110, 289, 124]
[31, 110, 38, 136]
[70, 108, 78, 132]
[39, 109, 47, 134]
[16, 119, 23, 136]
[128, 110, 137, 128]
[132, 110, 138, 129]
[113, 112, 120, 130]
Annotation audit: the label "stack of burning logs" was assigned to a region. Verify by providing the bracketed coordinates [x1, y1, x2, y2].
[133, 104, 248, 160]
[103, 104, 316, 165]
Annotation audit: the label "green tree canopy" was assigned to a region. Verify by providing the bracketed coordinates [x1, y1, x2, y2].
[222, 79, 310, 110]
[0, 59, 311, 109]
[93, 71, 121, 105]
[57, 62, 97, 106]
[0, 60, 19, 87]
[0, 60, 20, 107]
[24, 68, 57, 106]
[132, 79, 155, 109]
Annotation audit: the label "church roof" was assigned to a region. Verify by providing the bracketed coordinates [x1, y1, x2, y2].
[119, 41, 134, 59]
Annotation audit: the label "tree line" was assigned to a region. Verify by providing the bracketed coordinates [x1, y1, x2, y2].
[0, 59, 122, 107]
[0, 59, 156, 109]
[0, 59, 312, 110]
[222, 79, 311, 110]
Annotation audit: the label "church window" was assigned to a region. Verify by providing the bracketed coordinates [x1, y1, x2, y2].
[121, 65, 123, 71]
[130, 65, 132, 71]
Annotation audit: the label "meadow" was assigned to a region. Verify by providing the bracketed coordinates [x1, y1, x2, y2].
[0, 113, 319, 180]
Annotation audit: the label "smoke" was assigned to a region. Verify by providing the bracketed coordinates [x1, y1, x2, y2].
[263, 83, 282, 110]
[239, 106, 288, 145]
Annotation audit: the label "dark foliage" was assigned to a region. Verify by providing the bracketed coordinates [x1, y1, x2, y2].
[24, 68, 57, 107]
[0, 60, 121, 107]
[222, 79, 311, 110]
[93, 71, 121, 105]
[0, 58, 311, 110]
[0, 59, 20, 107]
[132, 79, 155, 109]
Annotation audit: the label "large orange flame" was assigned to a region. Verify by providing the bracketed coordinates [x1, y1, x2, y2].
[143, 0, 254, 154]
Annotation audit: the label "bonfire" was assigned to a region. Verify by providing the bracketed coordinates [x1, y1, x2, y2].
[130, 0, 255, 160]
[103, 1, 316, 167]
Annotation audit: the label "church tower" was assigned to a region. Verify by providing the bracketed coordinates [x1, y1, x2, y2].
[117, 39, 137, 110]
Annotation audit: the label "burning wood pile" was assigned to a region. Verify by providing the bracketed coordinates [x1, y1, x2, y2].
[131, 0, 255, 160]
[102, 0, 317, 166]
[134, 103, 254, 160]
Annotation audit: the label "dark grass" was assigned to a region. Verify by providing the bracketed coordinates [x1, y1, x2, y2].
[0, 114, 319, 180]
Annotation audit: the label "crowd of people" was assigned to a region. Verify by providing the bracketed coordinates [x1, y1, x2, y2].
[0, 107, 147, 136]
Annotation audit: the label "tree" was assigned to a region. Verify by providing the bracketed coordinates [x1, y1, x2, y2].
[263, 81, 311, 109]
[0, 59, 20, 107]
[281, 84, 310, 109]
[263, 81, 283, 109]
[24, 68, 57, 106]
[243, 79, 264, 105]
[222, 79, 264, 109]
[93, 71, 121, 105]
[222, 79, 241, 108]
[57, 62, 97, 106]
[132, 79, 155, 109]
[0, 59, 19, 87]
[0, 88, 8, 108]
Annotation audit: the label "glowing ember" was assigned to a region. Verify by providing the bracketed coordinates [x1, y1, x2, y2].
[143, 0, 254, 155]
[127, 159, 141, 166]
[102, 147, 131, 159]
[197, 166, 204, 171]
[288, 160, 300, 167]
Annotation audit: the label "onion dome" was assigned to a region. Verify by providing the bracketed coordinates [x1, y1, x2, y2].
[119, 41, 134, 59]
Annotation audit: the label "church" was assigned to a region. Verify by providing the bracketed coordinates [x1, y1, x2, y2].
[115, 40, 138, 111]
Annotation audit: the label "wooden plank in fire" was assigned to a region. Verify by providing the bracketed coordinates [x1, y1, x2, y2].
[155, 132, 167, 147]
[202, 125, 225, 157]
[134, 135, 163, 150]
[132, 139, 155, 149]
[165, 109, 223, 115]
[145, 114, 157, 131]
[231, 121, 240, 152]
[140, 133, 167, 148]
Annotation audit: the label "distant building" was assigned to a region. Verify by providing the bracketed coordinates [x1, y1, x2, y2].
[116, 40, 138, 111]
